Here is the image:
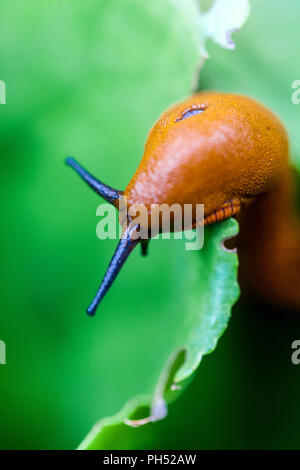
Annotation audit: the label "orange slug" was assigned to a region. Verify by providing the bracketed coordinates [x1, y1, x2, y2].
[66, 91, 300, 315]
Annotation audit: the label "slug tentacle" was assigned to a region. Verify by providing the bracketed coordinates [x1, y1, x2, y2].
[66, 157, 123, 206]
[87, 224, 140, 316]
[141, 239, 150, 256]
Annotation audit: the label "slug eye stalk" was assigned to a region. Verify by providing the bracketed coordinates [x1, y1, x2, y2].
[87, 224, 140, 316]
[66, 157, 141, 316]
[66, 157, 123, 206]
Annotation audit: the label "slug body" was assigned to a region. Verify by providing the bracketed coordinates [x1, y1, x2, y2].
[125, 93, 288, 220]
[66, 92, 299, 315]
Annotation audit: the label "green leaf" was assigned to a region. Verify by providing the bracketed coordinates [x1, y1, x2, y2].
[79, 219, 240, 450]
[175, 220, 240, 383]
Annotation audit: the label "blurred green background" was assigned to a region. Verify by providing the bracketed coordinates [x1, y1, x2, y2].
[1, 0, 300, 449]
